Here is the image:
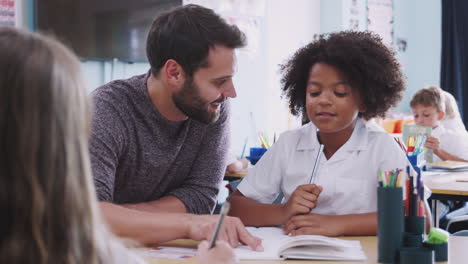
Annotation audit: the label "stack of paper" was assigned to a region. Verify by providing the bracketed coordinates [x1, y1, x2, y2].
[426, 160, 468, 172]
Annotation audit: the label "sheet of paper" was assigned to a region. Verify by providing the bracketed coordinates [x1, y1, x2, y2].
[137, 246, 196, 260]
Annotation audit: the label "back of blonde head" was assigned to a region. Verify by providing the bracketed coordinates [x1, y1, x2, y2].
[441, 89, 460, 119]
[0, 27, 137, 264]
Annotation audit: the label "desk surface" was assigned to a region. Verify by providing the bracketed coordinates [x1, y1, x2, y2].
[138, 236, 448, 264]
[424, 171, 468, 196]
[224, 171, 247, 182]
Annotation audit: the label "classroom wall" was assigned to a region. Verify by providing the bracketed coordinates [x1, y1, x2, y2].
[21, 0, 441, 151]
[80, 0, 321, 156]
[319, 0, 442, 114]
[393, 0, 441, 113]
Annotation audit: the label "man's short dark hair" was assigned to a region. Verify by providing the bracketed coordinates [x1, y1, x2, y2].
[146, 4, 246, 77]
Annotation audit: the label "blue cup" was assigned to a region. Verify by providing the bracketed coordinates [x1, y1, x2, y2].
[246, 147, 267, 165]
[407, 153, 425, 174]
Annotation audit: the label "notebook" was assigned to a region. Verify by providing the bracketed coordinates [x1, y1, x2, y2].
[426, 160, 468, 172]
[402, 124, 433, 162]
[234, 227, 367, 260]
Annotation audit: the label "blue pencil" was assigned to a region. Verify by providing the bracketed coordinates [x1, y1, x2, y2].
[308, 144, 324, 184]
[240, 137, 248, 158]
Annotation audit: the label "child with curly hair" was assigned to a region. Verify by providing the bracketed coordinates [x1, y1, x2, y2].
[229, 31, 408, 236]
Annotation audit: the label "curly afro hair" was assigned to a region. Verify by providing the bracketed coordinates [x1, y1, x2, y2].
[280, 31, 406, 120]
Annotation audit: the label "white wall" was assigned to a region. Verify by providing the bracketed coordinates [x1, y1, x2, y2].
[393, 0, 441, 113]
[47, 0, 440, 154]
[79, 0, 321, 156]
[319, 0, 441, 114]
[215, 0, 321, 156]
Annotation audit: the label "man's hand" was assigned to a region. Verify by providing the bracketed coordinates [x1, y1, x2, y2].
[283, 213, 346, 237]
[186, 214, 263, 251]
[281, 184, 322, 222]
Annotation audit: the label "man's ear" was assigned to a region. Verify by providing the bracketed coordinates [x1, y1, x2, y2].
[164, 59, 185, 86]
[438, 111, 445, 121]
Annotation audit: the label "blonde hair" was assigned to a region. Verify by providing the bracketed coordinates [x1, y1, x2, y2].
[0, 27, 135, 263]
[441, 89, 460, 119]
[410, 85, 445, 112]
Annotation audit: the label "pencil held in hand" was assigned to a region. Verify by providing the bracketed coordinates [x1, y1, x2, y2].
[309, 144, 324, 184]
[209, 201, 231, 249]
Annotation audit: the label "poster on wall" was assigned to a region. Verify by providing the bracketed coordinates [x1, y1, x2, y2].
[0, 0, 15, 26]
[183, 0, 264, 58]
[367, 0, 394, 46]
[343, 0, 366, 31]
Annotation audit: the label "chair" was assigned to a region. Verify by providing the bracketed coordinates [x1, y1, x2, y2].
[445, 204, 468, 233]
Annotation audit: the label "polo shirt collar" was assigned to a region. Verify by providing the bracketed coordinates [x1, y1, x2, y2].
[296, 118, 369, 152]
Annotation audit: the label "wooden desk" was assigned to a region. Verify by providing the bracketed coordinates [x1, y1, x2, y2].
[140, 236, 385, 264]
[224, 171, 247, 182]
[423, 171, 468, 227]
[137, 236, 460, 264]
[424, 171, 468, 197]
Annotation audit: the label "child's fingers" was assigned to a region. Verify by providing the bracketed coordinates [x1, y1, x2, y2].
[283, 215, 318, 234]
[290, 227, 320, 236]
[295, 198, 317, 210]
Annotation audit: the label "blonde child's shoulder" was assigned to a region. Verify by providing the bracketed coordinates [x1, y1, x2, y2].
[365, 124, 400, 148]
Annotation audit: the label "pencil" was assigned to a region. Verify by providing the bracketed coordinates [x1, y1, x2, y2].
[308, 144, 324, 184]
[209, 201, 231, 249]
[240, 137, 248, 158]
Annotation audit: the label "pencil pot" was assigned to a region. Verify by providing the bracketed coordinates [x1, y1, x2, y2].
[403, 232, 423, 248]
[405, 216, 425, 235]
[378, 187, 404, 263]
[407, 153, 425, 174]
[247, 147, 267, 165]
[399, 247, 434, 264]
[424, 242, 448, 262]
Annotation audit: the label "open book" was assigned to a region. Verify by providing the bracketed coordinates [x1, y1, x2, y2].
[426, 160, 468, 172]
[402, 124, 433, 163]
[234, 227, 366, 260]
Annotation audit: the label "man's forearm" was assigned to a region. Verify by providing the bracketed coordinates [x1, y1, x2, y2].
[121, 195, 187, 213]
[99, 202, 189, 245]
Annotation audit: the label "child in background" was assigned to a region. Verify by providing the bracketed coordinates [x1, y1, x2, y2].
[410, 86, 468, 162]
[226, 152, 249, 174]
[0, 27, 239, 264]
[229, 31, 408, 236]
[440, 88, 467, 133]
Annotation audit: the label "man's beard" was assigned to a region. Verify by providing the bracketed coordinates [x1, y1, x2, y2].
[172, 78, 225, 124]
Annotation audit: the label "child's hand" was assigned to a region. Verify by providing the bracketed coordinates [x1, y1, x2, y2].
[282, 213, 345, 237]
[424, 136, 440, 153]
[197, 240, 238, 264]
[281, 184, 322, 222]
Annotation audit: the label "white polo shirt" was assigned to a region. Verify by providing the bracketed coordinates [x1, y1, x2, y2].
[238, 118, 409, 215]
[432, 125, 468, 163]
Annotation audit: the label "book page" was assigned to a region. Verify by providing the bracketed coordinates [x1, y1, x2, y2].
[234, 227, 366, 260]
[234, 227, 285, 260]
